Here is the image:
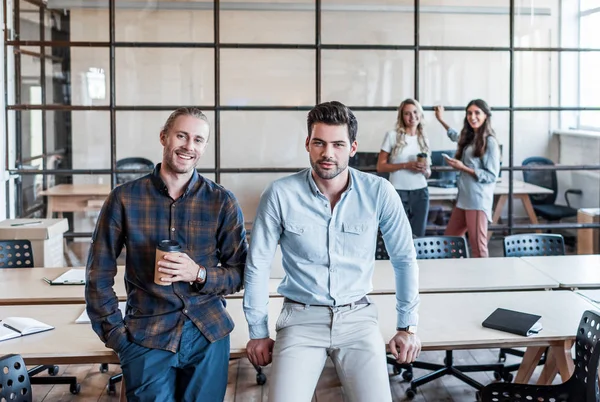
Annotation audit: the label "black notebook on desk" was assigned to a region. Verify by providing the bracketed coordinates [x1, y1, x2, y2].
[482, 308, 543, 336]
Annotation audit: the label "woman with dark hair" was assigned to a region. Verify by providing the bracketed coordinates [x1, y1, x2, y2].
[434, 99, 501, 257]
[377, 98, 431, 237]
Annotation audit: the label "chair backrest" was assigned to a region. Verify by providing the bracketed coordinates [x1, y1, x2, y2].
[572, 310, 600, 401]
[522, 156, 557, 205]
[413, 236, 469, 259]
[503, 233, 565, 257]
[0, 354, 32, 402]
[375, 230, 390, 260]
[116, 157, 155, 185]
[0, 240, 34, 268]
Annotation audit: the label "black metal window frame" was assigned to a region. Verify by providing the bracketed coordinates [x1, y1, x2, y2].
[4, 0, 600, 238]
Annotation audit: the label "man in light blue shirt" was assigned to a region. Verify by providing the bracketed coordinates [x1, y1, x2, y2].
[243, 101, 420, 402]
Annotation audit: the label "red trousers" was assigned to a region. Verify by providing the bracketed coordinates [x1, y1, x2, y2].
[444, 207, 489, 258]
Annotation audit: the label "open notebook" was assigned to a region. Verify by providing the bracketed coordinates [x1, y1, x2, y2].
[76, 302, 127, 324]
[43, 268, 85, 285]
[0, 317, 54, 342]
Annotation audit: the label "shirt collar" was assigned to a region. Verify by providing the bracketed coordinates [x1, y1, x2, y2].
[305, 167, 355, 197]
[151, 163, 200, 198]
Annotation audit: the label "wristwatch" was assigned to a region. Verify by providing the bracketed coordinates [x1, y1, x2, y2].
[397, 325, 417, 335]
[195, 265, 207, 283]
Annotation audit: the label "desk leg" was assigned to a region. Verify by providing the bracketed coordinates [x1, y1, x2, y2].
[488, 195, 508, 241]
[514, 346, 546, 384]
[120, 377, 126, 402]
[537, 340, 574, 385]
[46, 197, 55, 219]
[518, 194, 542, 234]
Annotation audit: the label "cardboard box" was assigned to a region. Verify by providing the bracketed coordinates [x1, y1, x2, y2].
[0, 219, 69, 267]
[578, 208, 600, 255]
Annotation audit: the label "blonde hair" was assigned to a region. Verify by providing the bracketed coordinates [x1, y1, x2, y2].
[390, 99, 429, 158]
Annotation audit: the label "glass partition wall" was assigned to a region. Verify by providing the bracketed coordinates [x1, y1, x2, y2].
[4, 0, 600, 254]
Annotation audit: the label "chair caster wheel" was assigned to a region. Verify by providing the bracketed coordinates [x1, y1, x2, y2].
[70, 383, 81, 394]
[476, 390, 482, 401]
[493, 371, 502, 380]
[48, 365, 59, 376]
[108, 383, 116, 396]
[99, 363, 109, 373]
[504, 372, 514, 383]
[402, 370, 413, 382]
[256, 372, 267, 385]
[406, 388, 417, 399]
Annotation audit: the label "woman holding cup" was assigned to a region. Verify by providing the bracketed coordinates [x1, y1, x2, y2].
[434, 99, 501, 258]
[377, 98, 431, 237]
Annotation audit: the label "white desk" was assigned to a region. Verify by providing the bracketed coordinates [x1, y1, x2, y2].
[1, 290, 588, 384]
[521, 255, 600, 289]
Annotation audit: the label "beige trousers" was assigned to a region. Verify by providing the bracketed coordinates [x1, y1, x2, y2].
[268, 301, 393, 402]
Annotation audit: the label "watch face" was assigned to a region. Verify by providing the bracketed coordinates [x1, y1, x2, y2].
[197, 267, 207, 281]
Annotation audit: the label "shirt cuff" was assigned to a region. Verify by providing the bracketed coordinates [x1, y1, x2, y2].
[249, 324, 270, 340]
[473, 168, 494, 183]
[397, 312, 419, 329]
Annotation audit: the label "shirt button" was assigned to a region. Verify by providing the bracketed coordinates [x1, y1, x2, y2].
[330, 268, 335, 273]
[184, 309, 188, 314]
[171, 227, 175, 232]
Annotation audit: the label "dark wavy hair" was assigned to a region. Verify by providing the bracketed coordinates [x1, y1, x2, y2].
[307, 101, 358, 143]
[455, 99, 496, 160]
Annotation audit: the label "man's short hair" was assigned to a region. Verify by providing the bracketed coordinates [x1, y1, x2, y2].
[306, 101, 358, 143]
[162, 107, 210, 136]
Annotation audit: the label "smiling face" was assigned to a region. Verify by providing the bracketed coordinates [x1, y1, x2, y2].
[466, 104, 488, 131]
[160, 115, 209, 177]
[306, 123, 358, 181]
[402, 103, 420, 129]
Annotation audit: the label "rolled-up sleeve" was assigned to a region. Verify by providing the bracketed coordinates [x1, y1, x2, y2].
[447, 128, 460, 142]
[474, 136, 501, 184]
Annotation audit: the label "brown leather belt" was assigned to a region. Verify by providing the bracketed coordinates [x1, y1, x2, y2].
[283, 295, 370, 308]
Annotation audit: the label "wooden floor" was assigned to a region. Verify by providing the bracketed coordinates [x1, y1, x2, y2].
[32, 349, 557, 402]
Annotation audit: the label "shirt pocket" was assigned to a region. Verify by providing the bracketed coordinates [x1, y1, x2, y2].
[342, 221, 373, 259]
[188, 220, 219, 264]
[282, 221, 326, 261]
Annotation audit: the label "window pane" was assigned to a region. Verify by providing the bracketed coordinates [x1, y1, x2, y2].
[581, 0, 600, 12]
[70, 111, 111, 169]
[515, 0, 566, 48]
[220, 173, 291, 222]
[220, 50, 315, 106]
[581, 11, 600, 48]
[116, 112, 215, 170]
[71, 48, 110, 106]
[321, 0, 414, 45]
[418, 51, 510, 107]
[53, 2, 109, 42]
[220, 112, 307, 168]
[116, 48, 214, 106]
[321, 50, 414, 107]
[514, 51, 560, 107]
[115, 1, 213, 42]
[420, 0, 509, 47]
[353, 111, 398, 153]
[221, 0, 314, 44]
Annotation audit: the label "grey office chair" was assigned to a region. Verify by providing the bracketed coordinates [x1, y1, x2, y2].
[413, 236, 469, 259]
[116, 157, 154, 185]
[0, 240, 34, 268]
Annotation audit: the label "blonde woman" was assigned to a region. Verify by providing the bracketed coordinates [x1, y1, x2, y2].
[377, 99, 431, 237]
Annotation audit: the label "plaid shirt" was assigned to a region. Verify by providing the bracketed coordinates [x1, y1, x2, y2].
[85, 164, 247, 352]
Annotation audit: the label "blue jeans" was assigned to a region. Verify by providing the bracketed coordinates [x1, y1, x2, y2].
[397, 187, 430, 237]
[117, 319, 230, 402]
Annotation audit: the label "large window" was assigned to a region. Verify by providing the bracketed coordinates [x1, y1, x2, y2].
[3, 0, 600, 247]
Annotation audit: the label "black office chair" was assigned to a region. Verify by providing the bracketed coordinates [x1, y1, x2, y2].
[0, 354, 32, 402]
[522, 157, 582, 222]
[0, 240, 34, 268]
[480, 310, 600, 402]
[498, 234, 565, 368]
[403, 237, 505, 399]
[0, 241, 80, 393]
[503, 233, 565, 258]
[413, 236, 469, 259]
[116, 157, 154, 185]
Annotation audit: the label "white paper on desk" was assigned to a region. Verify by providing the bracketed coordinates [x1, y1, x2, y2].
[50, 269, 85, 285]
[76, 302, 126, 324]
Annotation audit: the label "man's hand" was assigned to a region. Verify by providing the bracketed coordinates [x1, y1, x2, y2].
[389, 331, 421, 364]
[157, 252, 202, 283]
[246, 338, 275, 367]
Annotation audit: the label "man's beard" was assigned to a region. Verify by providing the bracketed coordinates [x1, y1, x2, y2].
[310, 157, 347, 180]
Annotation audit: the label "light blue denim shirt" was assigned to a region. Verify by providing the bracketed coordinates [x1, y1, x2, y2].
[447, 128, 501, 222]
[243, 168, 420, 339]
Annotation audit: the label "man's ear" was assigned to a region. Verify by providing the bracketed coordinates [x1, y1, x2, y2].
[349, 140, 358, 157]
[305, 136, 310, 152]
[159, 131, 167, 146]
